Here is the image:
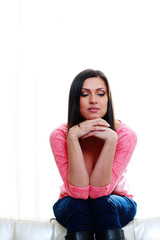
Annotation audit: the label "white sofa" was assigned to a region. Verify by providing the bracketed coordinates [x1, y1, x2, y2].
[0, 217, 160, 240]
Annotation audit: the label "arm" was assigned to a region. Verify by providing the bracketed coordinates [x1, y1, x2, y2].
[67, 119, 110, 188]
[50, 125, 89, 199]
[89, 129, 118, 187]
[67, 132, 89, 188]
[89, 125, 137, 198]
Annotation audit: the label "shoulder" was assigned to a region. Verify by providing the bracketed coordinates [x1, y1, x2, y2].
[49, 123, 68, 156]
[116, 121, 137, 148]
[50, 123, 68, 143]
[114, 120, 121, 131]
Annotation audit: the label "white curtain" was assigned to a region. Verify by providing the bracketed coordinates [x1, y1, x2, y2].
[0, 0, 160, 219]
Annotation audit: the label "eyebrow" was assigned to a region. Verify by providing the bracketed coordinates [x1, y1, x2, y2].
[81, 87, 106, 91]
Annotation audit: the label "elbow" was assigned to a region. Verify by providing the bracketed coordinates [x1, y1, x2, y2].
[68, 183, 90, 199]
[90, 175, 112, 188]
[89, 176, 112, 199]
[89, 183, 111, 199]
[106, 176, 112, 185]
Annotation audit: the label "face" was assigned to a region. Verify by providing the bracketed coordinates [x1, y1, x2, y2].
[79, 77, 108, 120]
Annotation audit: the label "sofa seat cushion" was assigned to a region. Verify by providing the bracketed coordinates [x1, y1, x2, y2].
[0, 217, 160, 240]
[133, 217, 160, 240]
[51, 218, 135, 240]
[0, 218, 53, 240]
[51, 217, 160, 240]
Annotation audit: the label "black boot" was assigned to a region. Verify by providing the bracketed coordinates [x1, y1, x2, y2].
[95, 229, 125, 240]
[65, 231, 94, 240]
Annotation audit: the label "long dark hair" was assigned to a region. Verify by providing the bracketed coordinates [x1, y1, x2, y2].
[68, 69, 115, 131]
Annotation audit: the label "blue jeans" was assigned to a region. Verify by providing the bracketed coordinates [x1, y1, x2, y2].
[53, 195, 137, 234]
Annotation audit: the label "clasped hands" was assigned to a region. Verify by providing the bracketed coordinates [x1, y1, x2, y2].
[67, 118, 118, 142]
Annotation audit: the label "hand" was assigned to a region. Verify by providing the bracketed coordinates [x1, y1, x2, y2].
[67, 118, 113, 141]
[82, 125, 118, 142]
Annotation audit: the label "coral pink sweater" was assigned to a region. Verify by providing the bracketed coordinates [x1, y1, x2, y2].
[50, 122, 137, 199]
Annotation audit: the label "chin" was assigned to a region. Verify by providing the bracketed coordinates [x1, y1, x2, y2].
[85, 115, 102, 120]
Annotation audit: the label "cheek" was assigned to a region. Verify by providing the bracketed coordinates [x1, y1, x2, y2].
[102, 98, 108, 113]
[79, 99, 87, 117]
[79, 98, 86, 110]
[100, 98, 108, 107]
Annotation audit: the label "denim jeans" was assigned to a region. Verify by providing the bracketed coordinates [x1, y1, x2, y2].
[53, 195, 137, 234]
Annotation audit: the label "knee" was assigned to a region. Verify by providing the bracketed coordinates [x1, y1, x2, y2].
[71, 198, 90, 208]
[67, 198, 91, 214]
[91, 196, 117, 212]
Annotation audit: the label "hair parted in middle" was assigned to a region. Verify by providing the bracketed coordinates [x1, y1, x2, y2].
[67, 69, 115, 131]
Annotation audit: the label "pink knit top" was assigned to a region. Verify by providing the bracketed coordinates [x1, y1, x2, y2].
[50, 122, 137, 199]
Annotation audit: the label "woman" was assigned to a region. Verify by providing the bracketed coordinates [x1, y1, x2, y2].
[50, 69, 137, 240]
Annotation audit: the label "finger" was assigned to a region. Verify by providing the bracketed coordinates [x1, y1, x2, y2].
[78, 120, 109, 138]
[90, 126, 108, 132]
[80, 119, 110, 129]
[89, 118, 110, 127]
[81, 132, 95, 139]
[81, 128, 107, 139]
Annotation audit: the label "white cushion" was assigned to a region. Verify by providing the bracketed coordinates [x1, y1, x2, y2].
[0, 218, 53, 240]
[134, 217, 160, 240]
[0, 217, 160, 240]
[50, 218, 134, 240]
[0, 219, 13, 240]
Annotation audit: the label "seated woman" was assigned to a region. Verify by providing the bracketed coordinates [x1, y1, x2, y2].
[50, 69, 137, 240]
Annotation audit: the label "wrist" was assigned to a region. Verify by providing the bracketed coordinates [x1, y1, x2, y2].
[104, 132, 118, 144]
[67, 129, 79, 141]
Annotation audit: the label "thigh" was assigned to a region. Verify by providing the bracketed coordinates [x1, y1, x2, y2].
[108, 195, 137, 227]
[53, 197, 72, 227]
[53, 197, 93, 228]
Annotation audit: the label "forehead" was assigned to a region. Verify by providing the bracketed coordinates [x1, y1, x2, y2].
[82, 77, 107, 90]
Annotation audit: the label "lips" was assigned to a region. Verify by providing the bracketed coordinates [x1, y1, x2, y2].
[88, 107, 100, 113]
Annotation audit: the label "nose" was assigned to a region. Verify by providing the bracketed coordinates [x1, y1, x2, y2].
[89, 93, 97, 104]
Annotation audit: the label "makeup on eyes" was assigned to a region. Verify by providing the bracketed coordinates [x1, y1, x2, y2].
[81, 88, 106, 97]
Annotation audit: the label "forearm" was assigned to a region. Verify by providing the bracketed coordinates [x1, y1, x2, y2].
[90, 138, 117, 187]
[67, 136, 89, 187]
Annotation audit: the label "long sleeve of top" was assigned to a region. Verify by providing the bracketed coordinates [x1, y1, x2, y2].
[50, 122, 137, 199]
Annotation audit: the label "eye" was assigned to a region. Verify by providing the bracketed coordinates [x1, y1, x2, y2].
[80, 92, 89, 97]
[97, 92, 105, 96]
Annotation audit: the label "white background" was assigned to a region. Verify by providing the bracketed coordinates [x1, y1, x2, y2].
[0, 0, 160, 220]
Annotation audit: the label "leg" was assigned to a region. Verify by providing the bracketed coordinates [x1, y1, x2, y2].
[107, 195, 137, 227]
[53, 196, 94, 239]
[91, 194, 137, 239]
